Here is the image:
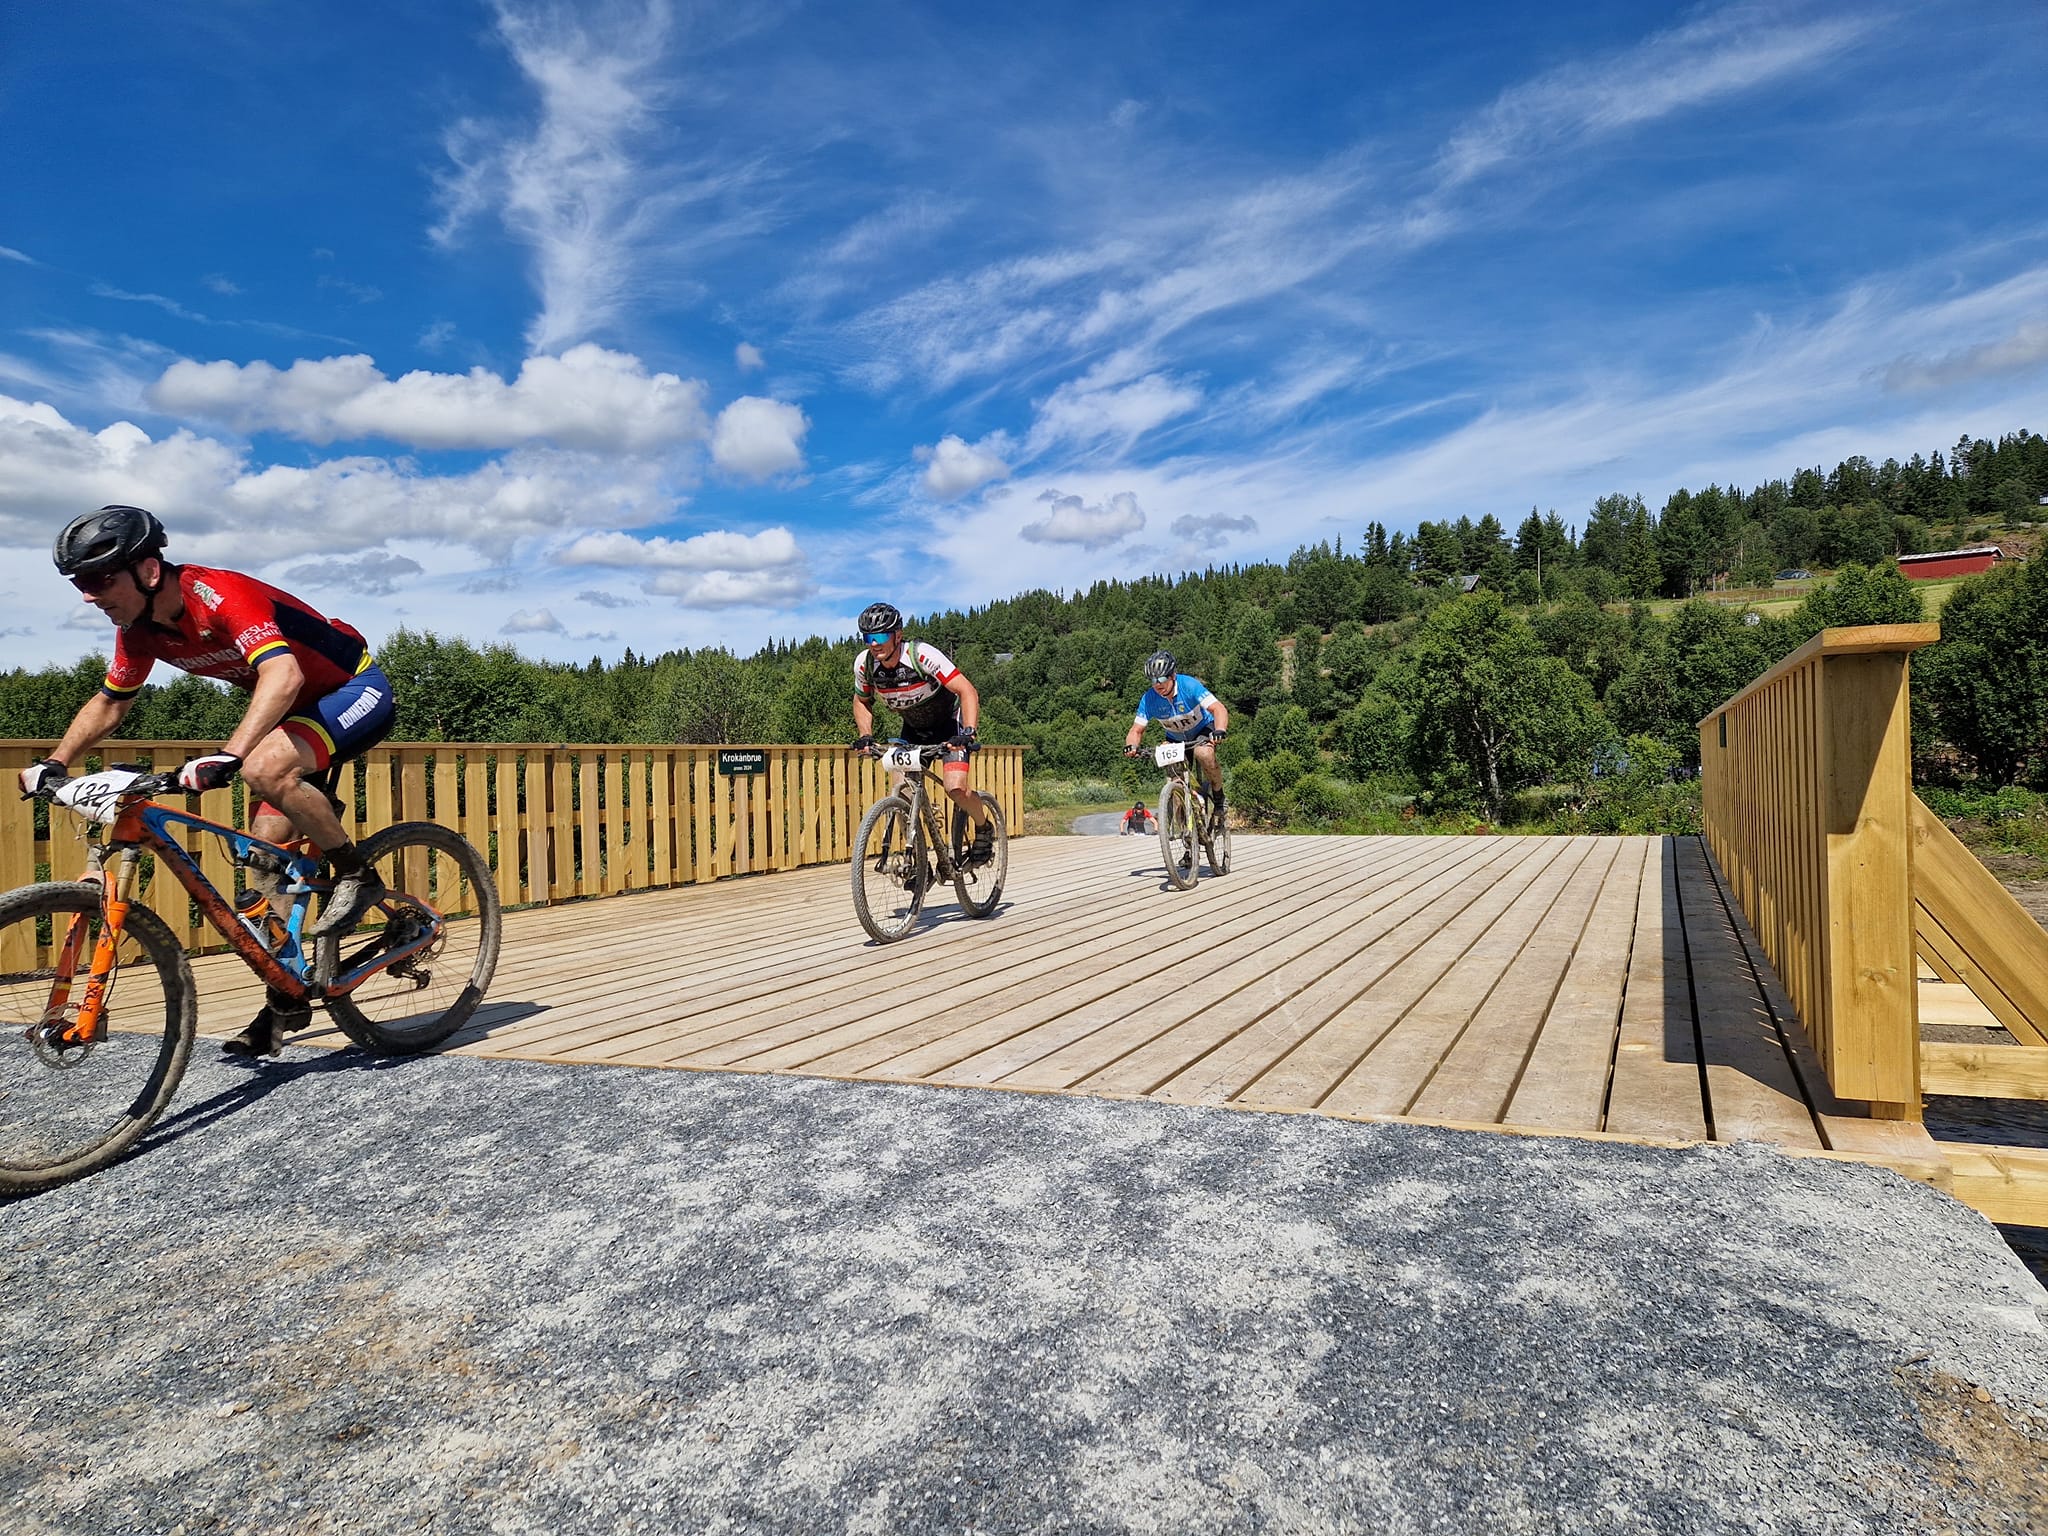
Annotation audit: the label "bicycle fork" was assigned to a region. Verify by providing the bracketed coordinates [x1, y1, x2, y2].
[39, 849, 139, 1054]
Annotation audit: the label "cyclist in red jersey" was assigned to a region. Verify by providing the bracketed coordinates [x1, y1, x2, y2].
[17, 506, 398, 1057]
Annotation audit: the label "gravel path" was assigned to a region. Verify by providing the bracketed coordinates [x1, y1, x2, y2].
[1071, 812, 1140, 836]
[4, 1048, 2046, 1535]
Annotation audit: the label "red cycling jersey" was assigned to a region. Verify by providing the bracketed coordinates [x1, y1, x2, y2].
[101, 564, 371, 713]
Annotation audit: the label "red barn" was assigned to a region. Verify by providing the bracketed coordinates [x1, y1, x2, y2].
[1896, 546, 2002, 580]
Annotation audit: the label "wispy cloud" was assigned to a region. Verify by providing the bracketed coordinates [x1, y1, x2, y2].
[1436, 8, 1872, 187]
[91, 284, 210, 323]
[0, 246, 35, 264]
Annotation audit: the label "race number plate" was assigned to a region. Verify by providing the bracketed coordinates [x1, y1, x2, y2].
[881, 744, 924, 771]
[1153, 742, 1186, 767]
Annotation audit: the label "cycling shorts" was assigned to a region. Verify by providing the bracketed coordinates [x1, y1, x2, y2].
[280, 661, 395, 770]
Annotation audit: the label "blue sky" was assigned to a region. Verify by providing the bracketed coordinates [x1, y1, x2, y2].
[2, 0, 2045, 668]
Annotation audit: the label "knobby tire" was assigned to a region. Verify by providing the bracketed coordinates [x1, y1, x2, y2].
[852, 794, 926, 943]
[320, 821, 501, 1055]
[0, 882, 196, 1194]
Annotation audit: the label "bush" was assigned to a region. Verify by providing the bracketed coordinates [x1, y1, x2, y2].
[1230, 760, 1278, 819]
[1264, 750, 1308, 792]
[1285, 773, 1349, 825]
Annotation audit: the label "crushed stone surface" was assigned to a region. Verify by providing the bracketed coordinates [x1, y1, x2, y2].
[4, 1048, 2046, 1535]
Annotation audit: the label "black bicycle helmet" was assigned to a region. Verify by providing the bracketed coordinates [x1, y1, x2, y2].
[858, 601, 903, 636]
[1145, 650, 1176, 685]
[53, 505, 168, 577]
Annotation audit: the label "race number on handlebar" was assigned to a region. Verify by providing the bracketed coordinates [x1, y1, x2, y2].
[880, 744, 926, 772]
[1153, 741, 1186, 767]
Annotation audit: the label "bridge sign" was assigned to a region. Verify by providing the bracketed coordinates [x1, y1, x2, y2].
[717, 748, 767, 776]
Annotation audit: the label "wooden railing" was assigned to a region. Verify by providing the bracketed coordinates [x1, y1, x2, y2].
[1699, 625, 1938, 1115]
[0, 740, 1026, 960]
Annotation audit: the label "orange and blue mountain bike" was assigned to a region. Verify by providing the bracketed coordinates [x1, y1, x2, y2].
[1, 766, 499, 1194]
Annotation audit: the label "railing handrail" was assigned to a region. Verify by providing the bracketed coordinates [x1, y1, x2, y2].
[1699, 623, 1939, 726]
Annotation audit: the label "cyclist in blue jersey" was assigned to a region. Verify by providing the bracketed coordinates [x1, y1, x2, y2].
[1124, 650, 1229, 817]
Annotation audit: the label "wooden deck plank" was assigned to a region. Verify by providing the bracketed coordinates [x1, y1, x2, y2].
[533, 836, 1386, 1069]
[1095, 840, 1549, 1104]
[1406, 838, 1628, 1124]
[1501, 837, 1651, 1133]
[1221, 837, 1575, 1112]
[1603, 838, 1710, 1142]
[1671, 837, 1823, 1148]
[1316, 838, 1604, 1118]
[722, 838, 1438, 1079]
[915, 837, 1511, 1093]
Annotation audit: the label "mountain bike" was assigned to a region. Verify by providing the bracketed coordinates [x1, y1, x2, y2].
[850, 742, 1008, 943]
[1151, 740, 1231, 890]
[1, 766, 500, 1194]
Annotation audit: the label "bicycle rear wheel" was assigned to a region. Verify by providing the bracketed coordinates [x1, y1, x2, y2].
[0, 882, 196, 1194]
[1158, 778, 1198, 889]
[853, 795, 928, 942]
[320, 822, 500, 1055]
[951, 793, 1007, 918]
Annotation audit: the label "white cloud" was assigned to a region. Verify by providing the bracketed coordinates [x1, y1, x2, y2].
[735, 342, 765, 371]
[1170, 512, 1257, 550]
[1026, 369, 1203, 454]
[557, 526, 803, 571]
[502, 608, 564, 634]
[1019, 489, 1145, 549]
[150, 343, 710, 453]
[710, 396, 809, 480]
[1883, 319, 2048, 394]
[555, 524, 813, 609]
[642, 568, 816, 607]
[283, 551, 426, 596]
[91, 285, 209, 323]
[0, 246, 33, 264]
[916, 433, 1011, 500]
[202, 274, 241, 296]
[1438, 10, 1869, 187]
[0, 391, 686, 563]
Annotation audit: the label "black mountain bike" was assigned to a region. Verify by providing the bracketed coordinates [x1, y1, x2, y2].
[850, 742, 1008, 942]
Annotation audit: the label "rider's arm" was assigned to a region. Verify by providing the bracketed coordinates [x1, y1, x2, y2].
[852, 696, 876, 739]
[222, 654, 306, 761]
[48, 692, 135, 769]
[1204, 698, 1229, 734]
[942, 671, 979, 731]
[1126, 702, 1149, 749]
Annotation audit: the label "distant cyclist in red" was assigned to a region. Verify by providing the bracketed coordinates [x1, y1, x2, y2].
[17, 506, 397, 1057]
[1121, 802, 1153, 835]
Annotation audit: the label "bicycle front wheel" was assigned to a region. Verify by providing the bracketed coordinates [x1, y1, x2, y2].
[1158, 778, 1199, 890]
[320, 822, 501, 1055]
[0, 882, 196, 1194]
[852, 795, 927, 942]
[951, 793, 1007, 918]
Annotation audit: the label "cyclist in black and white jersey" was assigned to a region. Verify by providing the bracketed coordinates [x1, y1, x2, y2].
[850, 601, 996, 865]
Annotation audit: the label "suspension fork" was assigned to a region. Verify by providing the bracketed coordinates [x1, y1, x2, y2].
[61, 849, 141, 1046]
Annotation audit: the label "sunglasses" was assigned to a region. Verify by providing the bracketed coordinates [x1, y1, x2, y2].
[863, 631, 896, 646]
[71, 570, 126, 597]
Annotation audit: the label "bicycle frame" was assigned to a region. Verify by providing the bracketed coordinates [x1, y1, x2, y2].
[49, 790, 445, 1048]
[877, 751, 961, 882]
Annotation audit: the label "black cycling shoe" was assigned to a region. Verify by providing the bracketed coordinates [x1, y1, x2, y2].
[967, 821, 996, 867]
[308, 867, 388, 938]
[221, 1004, 308, 1059]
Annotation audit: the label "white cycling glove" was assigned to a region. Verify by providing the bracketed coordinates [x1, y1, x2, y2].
[18, 758, 66, 796]
[177, 753, 243, 793]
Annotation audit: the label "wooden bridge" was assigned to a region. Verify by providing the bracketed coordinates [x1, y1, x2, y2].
[4, 624, 2045, 1224]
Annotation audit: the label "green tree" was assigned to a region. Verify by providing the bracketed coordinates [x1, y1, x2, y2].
[1786, 563, 1923, 641]
[1918, 560, 2048, 785]
[1222, 606, 1282, 713]
[1381, 592, 1603, 819]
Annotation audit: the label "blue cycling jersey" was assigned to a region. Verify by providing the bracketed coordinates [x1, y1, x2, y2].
[1133, 674, 1220, 740]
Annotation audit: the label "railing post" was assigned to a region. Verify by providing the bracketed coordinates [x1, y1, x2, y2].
[1816, 649, 1919, 1113]
[1701, 625, 1936, 1118]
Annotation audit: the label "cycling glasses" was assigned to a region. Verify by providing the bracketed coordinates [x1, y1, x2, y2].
[71, 570, 127, 596]
[862, 629, 896, 645]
